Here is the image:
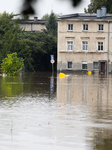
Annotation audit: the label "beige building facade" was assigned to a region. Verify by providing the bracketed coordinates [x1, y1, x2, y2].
[19, 17, 48, 32]
[57, 7, 112, 74]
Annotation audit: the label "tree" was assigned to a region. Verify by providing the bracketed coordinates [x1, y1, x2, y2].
[43, 11, 57, 37]
[18, 39, 34, 71]
[41, 13, 58, 20]
[1, 52, 24, 76]
[1, 30, 19, 58]
[21, 31, 57, 71]
[84, 0, 112, 13]
[0, 12, 34, 72]
[0, 12, 21, 37]
[41, 13, 50, 20]
[0, 12, 21, 58]
[0, 12, 22, 61]
[1, 30, 34, 71]
[0, 11, 57, 72]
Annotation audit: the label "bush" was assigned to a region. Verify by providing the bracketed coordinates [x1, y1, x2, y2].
[1, 52, 24, 76]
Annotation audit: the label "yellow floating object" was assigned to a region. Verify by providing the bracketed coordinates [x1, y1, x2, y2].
[59, 73, 70, 77]
[88, 71, 91, 75]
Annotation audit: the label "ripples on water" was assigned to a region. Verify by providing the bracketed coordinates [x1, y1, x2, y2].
[0, 72, 112, 150]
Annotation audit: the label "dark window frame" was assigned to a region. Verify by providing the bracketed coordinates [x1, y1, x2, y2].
[68, 24, 73, 31]
[67, 61, 73, 69]
[98, 24, 103, 31]
[82, 62, 87, 70]
[98, 42, 103, 51]
[83, 24, 88, 31]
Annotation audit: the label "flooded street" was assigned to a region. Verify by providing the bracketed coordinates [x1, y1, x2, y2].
[0, 72, 112, 150]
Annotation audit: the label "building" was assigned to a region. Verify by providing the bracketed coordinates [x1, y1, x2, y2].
[57, 7, 112, 74]
[19, 17, 48, 32]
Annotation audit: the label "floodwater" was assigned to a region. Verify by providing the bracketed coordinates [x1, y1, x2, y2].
[0, 72, 112, 150]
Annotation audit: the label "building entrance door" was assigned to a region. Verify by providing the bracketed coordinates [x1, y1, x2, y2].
[99, 61, 107, 74]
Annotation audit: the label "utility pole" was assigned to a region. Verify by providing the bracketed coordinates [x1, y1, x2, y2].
[50, 55, 55, 75]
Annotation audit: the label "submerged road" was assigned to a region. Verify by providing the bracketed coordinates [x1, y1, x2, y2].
[0, 72, 112, 150]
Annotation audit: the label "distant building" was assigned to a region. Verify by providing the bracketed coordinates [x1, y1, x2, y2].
[57, 7, 112, 74]
[19, 17, 48, 32]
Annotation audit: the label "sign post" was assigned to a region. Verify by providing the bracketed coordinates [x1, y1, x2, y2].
[50, 55, 55, 74]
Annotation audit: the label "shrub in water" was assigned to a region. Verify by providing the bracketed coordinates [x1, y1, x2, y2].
[1, 52, 24, 76]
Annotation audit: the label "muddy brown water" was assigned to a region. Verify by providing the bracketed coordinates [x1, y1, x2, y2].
[0, 72, 112, 150]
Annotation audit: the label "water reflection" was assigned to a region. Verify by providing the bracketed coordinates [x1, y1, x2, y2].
[0, 72, 57, 99]
[50, 75, 54, 96]
[22, 72, 56, 99]
[57, 74, 112, 150]
[0, 75, 23, 98]
[0, 73, 112, 150]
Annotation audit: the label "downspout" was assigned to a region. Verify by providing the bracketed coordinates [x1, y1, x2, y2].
[107, 20, 110, 75]
[107, 20, 110, 103]
[31, 23, 33, 32]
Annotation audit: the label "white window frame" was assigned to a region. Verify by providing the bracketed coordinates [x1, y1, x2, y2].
[67, 61, 73, 70]
[68, 24, 73, 31]
[83, 24, 88, 31]
[82, 62, 87, 70]
[82, 41, 88, 51]
[67, 41, 73, 51]
[98, 42, 103, 51]
[98, 24, 103, 31]
[93, 62, 99, 70]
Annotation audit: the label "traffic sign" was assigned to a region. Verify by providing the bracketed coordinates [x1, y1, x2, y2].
[50, 60, 55, 64]
[50, 55, 54, 60]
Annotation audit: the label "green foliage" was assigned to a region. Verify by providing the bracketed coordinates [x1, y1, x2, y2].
[21, 12, 57, 71]
[22, 15, 29, 20]
[21, 31, 57, 71]
[0, 12, 22, 60]
[0, 12, 22, 37]
[0, 12, 33, 72]
[1, 52, 24, 76]
[18, 40, 34, 71]
[84, 0, 112, 13]
[0, 12, 57, 72]
[41, 13, 50, 20]
[1, 30, 19, 58]
[43, 11, 57, 37]
[41, 12, 58, 20]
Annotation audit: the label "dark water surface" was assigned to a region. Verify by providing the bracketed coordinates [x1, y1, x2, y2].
[0, 72, 112, 150]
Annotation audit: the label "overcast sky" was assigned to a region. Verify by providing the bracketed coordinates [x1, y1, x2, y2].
[0, 0, 90, 18]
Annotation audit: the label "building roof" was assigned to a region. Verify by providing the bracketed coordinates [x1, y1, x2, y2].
[20, 20, 48, 24]
[58, 13, 112, 21]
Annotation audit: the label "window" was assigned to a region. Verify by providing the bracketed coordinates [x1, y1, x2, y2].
[82, 62, 87, 70]
[68, 24, 73, 31]
[82, 42, 88, 51]
[68, 62, 72, 69]
[83, 24, 88, 31]
[98, 42, 103, 51]
[67, 41, 73, 51]
[93, 62, 99, 70]
[98, 24, 103, 31]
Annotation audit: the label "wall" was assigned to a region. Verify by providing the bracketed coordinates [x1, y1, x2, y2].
[57, 20, 112, 72]
[19, 23, 46, 32]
